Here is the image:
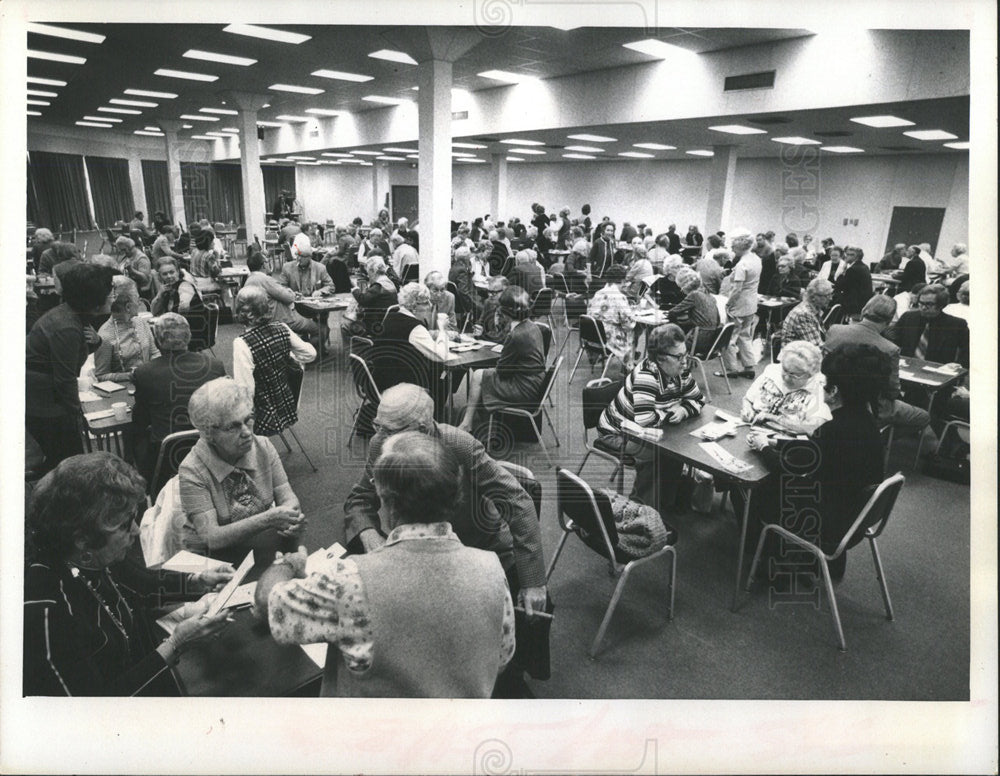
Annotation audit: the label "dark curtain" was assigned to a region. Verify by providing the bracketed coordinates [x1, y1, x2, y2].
[142, 160, 172, 223]
[27, 151, 93, 230]
[263, 165, 296, 216]
[85, 156, 134, 228]
[181, 162, 244, 225]
[27, 157, 40, 225]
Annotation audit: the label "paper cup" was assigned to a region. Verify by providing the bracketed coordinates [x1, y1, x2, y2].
[77, 376, 93, 393]
[111, 402, 129, 421]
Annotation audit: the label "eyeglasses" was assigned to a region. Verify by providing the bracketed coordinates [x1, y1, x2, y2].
[916, 300, 939, 309]
[657, 351, 690, 366]
[782, 368, 811, 381]
[213, 413, 255, 433]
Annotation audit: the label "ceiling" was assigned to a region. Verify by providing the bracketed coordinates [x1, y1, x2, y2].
[26, 24, 969, 165]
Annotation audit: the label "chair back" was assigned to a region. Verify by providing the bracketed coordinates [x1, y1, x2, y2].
[578, 314, 610, 356]
[286, 360, 305, 411]
[497, 460, 542, 521]
[400, 264, 419, 285]
[236, 226, 247, 241]
[582, 377, 623, 432]
[149, 429, 199, 500]
[350, 335, 374, 357]
[823, 303, 844, 328]
[535, 321, 553, 359]
[549, 273, 570, 296]
[530, 355, 564, 413]
[381, 304, 400, 325]
[693, 321, 735, 360]
[531, 287, 554, 317]
[556, 468, 620, 561]
[184, 302, 219, 352]
[349, 352, 382, 404]
[832, 472, 905, 557]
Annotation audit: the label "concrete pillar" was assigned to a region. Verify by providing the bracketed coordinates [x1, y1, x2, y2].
[490, 153, 508, 222]
[223, 91, 271, 246]
[127, 155, 148, 221]
[704, 145, 738, 234]
[417, 58, 452, 277]
[373, 162, 390, 219]
[158, 120, 189, 228]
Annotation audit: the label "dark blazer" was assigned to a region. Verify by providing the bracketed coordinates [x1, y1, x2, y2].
[824, 319, 902, 413]
[886, 310, 969, 367]
[588, 238, 614, 278]
[508, 263, 545, 297]
[132, 351, 227, 444]
[897, 256, 926, 293]
[833, 260, 873, 317]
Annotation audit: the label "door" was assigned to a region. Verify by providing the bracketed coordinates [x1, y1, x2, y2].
[391, 185, 418, 226]
[883, 206, 946, 256]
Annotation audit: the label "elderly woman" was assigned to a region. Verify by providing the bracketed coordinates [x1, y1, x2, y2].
[93, 277, 160, 382]
[349, 255, 398, 336]
[667, 267, 720, 350]
[24, 452, 232, 696]
[232, 286, 316, 438]
[187, 223, 223, 294]
[741, 340, 831, 436]
[151, 258, 203, 316]
[766, 254, 805, 298]
[624, 244, 656, 298]
[425, 270, 458, 334]
[449, 245, 480, 317]
[371, 282, 449, 397]
[588, 264, 637, 369]
[114, 236, 154, 300]
[26, 263, 113, 475]
[358, 226, 390, 264]
[943, 280, 970, 321]
[457, 286, 546, 433]
[179, 378, 306, 562]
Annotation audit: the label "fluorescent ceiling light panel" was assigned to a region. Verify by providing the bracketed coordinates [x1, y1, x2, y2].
[27, 89, 58, 98]
[771, 136, 822, 145]
[453, 142, 487, 149]
[180, 114, 219, 121]
[362, 95, 409, 105]
[184, 49, 257, 66]
[376, 156, 404, 161]
[220, 128, 239, 133]
[943, 141, 969, 150]
[189, 135, 218, 140]
[478, 69, 535, 84]
[76, 121, 112, 128]
[285, 156, 315, 161]
[633, 142, 676, 150]
[457, 158, 486, 163]
[406, 154, 420, 159]
[27, 100, 51, 106]
[27, 110, 42, 116]
[134, 130, 164, 136]
[26, 23, 105, 44]
[686, 150, 714, 156]
[155, 68, 217, 82]
[98, 106, 141, 114]
[507, 148, 545, 155]
[27, 49, 87, 65]
[85, 115, 121, 123]
[110, 98, 157, 107]
[143, 126, 160, 131]
[222, 24, 311, 44]
[124, 88, 176, 98]
[28, 76, 67, 86]
[312, 69, 373, 82]
[563, 145, 604, 152]
[383, 147, 418, 153]
[274, 114, 311, 122]
[849, 115, 914, 128]
[820, 145, 864, 153]
[708, 124, 766, 135]
[500, 138, 544, 145]
[321, 152, 354, 158]
[351, 150, 382, 156]
[200, 107, 238, 115]
[567, 134, 616, 142]
[618, 151, 654, 158]
[506, 156, 524, 162]
[369, 49, 418, 65]
[256, 121, 286, 127]
[563, 153, 596, 159]
[622, 39, 688, 58]
[903, 129, 958, 141]
[182, 124, 193, 129]
[270, 83, 324, 95]
[205, 132, 230, 137]
[452, 152, 475, 157]
[305, 108, 346, 116]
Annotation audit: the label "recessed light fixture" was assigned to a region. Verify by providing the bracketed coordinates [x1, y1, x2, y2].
[567, 134, 616, 143]
[27, 89, 58, 98]
[26, 22, 106, 44]
[406, 154, 420, 159]
[321, 152, 354, 158]
[622, 38, 690, 58]
[256, 121, 286, 128]
[453, 142, 487, 149]
[709, 124, 767, 135]
[506, 148, 546, 155]
[564, 145, 604, 153]
[143, 126, 160, 131]
[351, 150, 382, 156]
[618, 151, 654, 158]
[361, 95, 409, 105]
[500, 138, 544, 145]
[506, 156, 524, 162]
[27, 110, 42, 116]
[369, 49, 418, 66]
[305, 108, 345, 116]
[686, 150, 715, 157]
[383, 147, 418, 153]
[633, 143, 676, 150]
[28, 49, 87, 65]
[285, 156, 315, 161]
[771, 136, 822, 145]
[98, 107, 141, 114]
[76, 121, 113, 128]
[155, 68, 218, 82]
[84, 115, 121, 123]
[134, 130, 164, 136]
[820, 145, 864, 153]
[903, 129, 958, 141]
[376, 156, 405, 161]
[274, 115, 311, 122]
[563, 153, 596, 160]
[943, 141, 970, 150]
[220, 128, 239, 133]
[124, 88, 177, 99]
[180, 114, 219, 121]
[849, 115, 914, 128]
[222, 24, 311, 44]
[200, 108, 238, 115]
[312, 69, 373, 82]
[478, 69, 536, 84]
[456, 158, 486, 163]
[205, 132, 230, 137]
[28, 76, 67, 87]
[182, 124, 193, 129]
[270, 83, 324, 95]
[110, 98, 157, 108]
[183, 49, 257, 66]
[190, 135, 218, 140]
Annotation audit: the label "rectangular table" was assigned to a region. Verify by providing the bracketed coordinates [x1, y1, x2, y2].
[295, 292, 353, 370]
[440, 339, 501, 420]
[898, 356, 967, 407]
[756, 295, 798, 338]
[622, 405, 772, 610]
[79, 383, 136, 460]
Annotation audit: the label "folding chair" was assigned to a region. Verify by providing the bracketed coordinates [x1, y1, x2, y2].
[274, 364, 319, 472]
[486, 355, 563, 468]
[546, 468, 677, 658]
[496, 460, 542, 521]
[745, 472, 905, 651]
[148, 429, 199, 502]
[578, 377, 633, 493]
[347, 351, 382, 447]
[529, 287, 556, 331]
[688, 322, 736, 402]
[569, 315, 618, 383]
[822, 303, 844, 329]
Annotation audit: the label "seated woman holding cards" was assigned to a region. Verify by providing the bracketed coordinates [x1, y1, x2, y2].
[178, 377, 307, 565]
[740, 340, 831, 436]
[24, 452, 232, 696]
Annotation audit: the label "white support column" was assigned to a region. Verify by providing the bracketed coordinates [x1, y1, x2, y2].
[224, 91, 271, 246]
[127, 155, 148, 221]
[490, 153, 507, 222]
[159, 120, 188, 228]
[373, 162, 389, 218]
[704, 145, 738, 234]
[417, 58, 452, 277]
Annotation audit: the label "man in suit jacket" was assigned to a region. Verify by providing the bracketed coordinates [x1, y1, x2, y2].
[131, 313, 227, 480]
[243, 250, 319, 337]
[897, 245, 927, 293]
[887, 284, 969, 367]
[824, 295, 929, 431]
[279, 234, 333, 296]
[832, 246, 874, 319]
[425, 271, 457, 333]
[589, 222, 616, 278]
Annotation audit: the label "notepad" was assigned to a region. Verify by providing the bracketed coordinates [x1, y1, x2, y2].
[491, 344, 504, 353]
[205, 552, 255, 618]
[162, 550, 232, 574]
[691, 421, 737, 441]
[93, 380, 126, 393]
[83, 409, 116, 422]
[698, 441, 754, 474]
[78, 391, 103, 403]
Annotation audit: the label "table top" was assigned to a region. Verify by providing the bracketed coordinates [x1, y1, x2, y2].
[443, 340, 501, 369]
[219, 266, 250, 278]
[632, 308, 671, 327]
[756, 295, 798, 309]
[80, 383, 135, 432]
[295, 292, 352, 312]
[898, 356, 967, 390]
[622, 405, 772, 487]
[871, 273, 902, 285]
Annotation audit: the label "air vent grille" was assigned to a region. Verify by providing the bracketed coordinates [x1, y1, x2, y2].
[724, 70, 776, 91]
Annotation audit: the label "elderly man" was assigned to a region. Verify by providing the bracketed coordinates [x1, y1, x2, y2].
[424, 270, 457, 334]
[780, 277, 834, 347]
[393, 216, 419, 251]
[887, 284, 969, 368]
[279, 234, 332, 296]
[476, 276, 510, 341]
[487, 229, 511, 275]
[507, 249, 545, 297]
[879, 243, 907, 271]
[262, 431, 514, 698]
[131, 313, 227, 479]
[390, 234, 419, 280]
[358, 227, 390, 264]
[717, 233, 761, 379]
[243, 250, 320, 338]
[824, 295, 930, 432]
[832, 245, 873, 320]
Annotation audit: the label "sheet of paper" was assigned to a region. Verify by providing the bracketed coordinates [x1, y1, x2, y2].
[155, 594, 215, 636]
[698, 441, 754, 474]
[690, 421, 737, 441]
[899, 371, 938, 385]
[926, 364, 962, 374]
[305, 542, 347, 576]
[78, 390, 103, 403]
[491, 344, 504, 353]
[219, 582, 255, 611]
[161, 550, 232, 574]
[205, 551, 255, 617]
[300, 643, 327, 668]
[92, 380, 126, 393]
[83, 409, 115, 422]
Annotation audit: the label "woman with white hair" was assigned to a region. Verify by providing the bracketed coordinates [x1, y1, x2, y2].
[232, 286, 316, 438]
[667, 267, 720, 350]
[740, 339, 831, 435]
[624, 244, 655, 298]
[114, 235, 154, 300]
[93, 277, 160, 382]
[349, 255, 398, 336]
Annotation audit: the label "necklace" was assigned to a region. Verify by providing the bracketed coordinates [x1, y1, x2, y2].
[70, 566, 134, 649]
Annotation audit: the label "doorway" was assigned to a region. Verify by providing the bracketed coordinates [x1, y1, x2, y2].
[883, 206, 946, 256]
[391, 185, 418, 226]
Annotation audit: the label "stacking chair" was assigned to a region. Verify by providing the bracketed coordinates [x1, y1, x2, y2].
[271, 364, 318, 472]
[381, 304, 400, 326]
[497, 460, 542, 521]
[546, 468, 677, 658]
[822, 303, 844, 329]
[184, 302, 220, 355]
[400, 264, 419, 285]
[231, 226, 248, 260]
[569, 315, 617, 382]
[529, 287, 556, 331]
[769, 331, 782, 363]
[148, 429, 199, 502]
[687, 322, 736, 402]
[535, 320, 553, 361]
[578, 377, 633, 493]
[879, 423, 895, 473]
[486, 355, 563, 468]
[745, 472, 905, 651]
[347, 350, 382, 447]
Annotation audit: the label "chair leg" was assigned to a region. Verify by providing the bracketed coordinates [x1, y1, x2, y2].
[818, 556, 847, 651]
[868, 537, 894, 620]
[542, 408, 560, 447]
[599, 356, 612, 380]
[277, 432, 293, 453]
[913, 426, 926, 468]
[697, 359, 712, 403]
[745, 524, 773, 590]
[287, 427, 318, 472]
[545, 532, 570, 582]
[486, 415, 495, 455]
[569, 348, 584, 382]
[719, 355, 733, 395]
[590, 565, 633, 659]
[528, 415, 553, 468]
[665, 547, 677, 621]
[576, 450, 592, 475]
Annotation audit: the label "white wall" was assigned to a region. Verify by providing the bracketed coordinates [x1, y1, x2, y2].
[296, 164, 420, 223]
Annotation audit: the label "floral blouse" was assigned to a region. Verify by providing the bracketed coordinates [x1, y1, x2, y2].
[588, 285, 636, 362]
[740, 362, 832, 435]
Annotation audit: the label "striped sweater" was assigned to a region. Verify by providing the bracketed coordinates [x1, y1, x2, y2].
[597, 358, 705, 437]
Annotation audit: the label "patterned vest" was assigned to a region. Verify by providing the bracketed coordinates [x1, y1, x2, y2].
[242, 323, 296, 435]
